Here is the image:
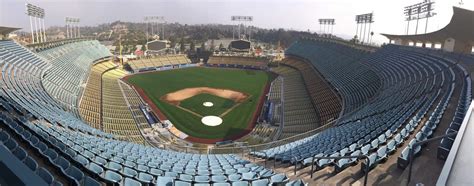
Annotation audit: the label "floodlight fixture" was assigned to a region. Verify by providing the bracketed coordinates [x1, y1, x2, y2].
[231, 16, 253, 41]
[355, 13, 374, 44]
[404, 0, 435, 34]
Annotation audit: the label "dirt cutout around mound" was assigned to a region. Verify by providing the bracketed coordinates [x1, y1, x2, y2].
[160, 87, 249, 106]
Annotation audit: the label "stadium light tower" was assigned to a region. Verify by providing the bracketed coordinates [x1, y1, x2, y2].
[355, 13, 374, 44]
[65, 17, 80, 38]
[404, 0, 436, 35]
[144, 16, 165, 42]
[26, 3, 46, 44]
[318, 19, 335, 36]
[231, 16, 253, 41]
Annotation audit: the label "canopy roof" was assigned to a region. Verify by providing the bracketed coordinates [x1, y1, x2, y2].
[381, 7, 474, 43]
[0, 26, 21, 35]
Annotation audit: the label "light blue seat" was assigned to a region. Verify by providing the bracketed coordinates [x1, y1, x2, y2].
[12, 146, 27, 161]
[150, 168, 164, 176]
[361, 153, 377, 172]
[174, 180, 191, 186]
[38, 167, 54, 185]
[137, 172, 154, 184]
[179, 174, 193, 182]
[252, 179, 270, 186]
[122, 167, 138, 178]
[228, 174, 242, 182]
[124, 177, 141, 186]
[156, 176, 174, 186]
[104, 170, 123, 184]
[195, 175, 210, 183]
[106, 161, 123, 172]
[376, 146, 388, 162]
[24, 156, 38, 171]
[86, 162, 104, 175]
[270, 173, 289, 184]
[213, 183, 231, 186]
[232, 181, 249, 186]
[211, 175, 227, 183]
[242, 172, 258, 181]
[65, 166, 84, 185]
[386, 140, 396, 154]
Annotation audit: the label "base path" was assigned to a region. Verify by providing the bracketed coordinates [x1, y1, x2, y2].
[160, 87, 249, 105]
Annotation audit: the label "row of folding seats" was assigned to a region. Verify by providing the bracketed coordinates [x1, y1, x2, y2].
[128, 55, 190, 72]
[437, 76, 472, 160]
[285, 39, 380, 113]
[38, 40, 111, 116]
[280, 58, 342, 124]
[208, 56, 268, 69]
[102, 69, 147, 144]
[270, 66, 320, 138]
[0, 39, 304, 185]
[0, 40, 112, 138]
[253, 43, 459, 174]
[78, 61, 116, 129]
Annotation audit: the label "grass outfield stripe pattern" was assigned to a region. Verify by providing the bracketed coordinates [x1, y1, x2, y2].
[125, 67, 271, 140]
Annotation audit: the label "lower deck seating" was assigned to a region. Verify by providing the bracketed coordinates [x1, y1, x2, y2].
[252, 44, 463, 178]
[271, 66, 320, 139]
[102, 69, 146, 144]
[79, 61, 116, 129]
[128, 55, 190, 72]
[280, 58, 342, 124]
[208, 56, 268, 69]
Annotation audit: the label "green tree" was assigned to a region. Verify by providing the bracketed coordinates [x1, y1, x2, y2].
[210, 39, 215, 51]
[179, 38, 185, 52]
[190, 41, 195, 52]
[200, 42, 206, 51]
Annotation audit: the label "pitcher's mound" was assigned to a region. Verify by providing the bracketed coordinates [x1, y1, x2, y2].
[201, 116, 223, 126]
[203, 102, 214, 107]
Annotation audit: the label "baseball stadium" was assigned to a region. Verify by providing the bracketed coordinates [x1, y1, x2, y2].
[0, 0, 474, 186]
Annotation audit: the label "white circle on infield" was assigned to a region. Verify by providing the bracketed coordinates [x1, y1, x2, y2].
[203, 102, 214, 107]
[201, 116, 223, 126]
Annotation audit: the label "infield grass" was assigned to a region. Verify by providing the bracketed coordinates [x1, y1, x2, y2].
[125, 67, 271, 140]
[180, 93, 236, 116]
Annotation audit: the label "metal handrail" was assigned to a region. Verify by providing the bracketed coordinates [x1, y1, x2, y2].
[407, 132, 458, 185]
[309, 155, 370, 186]
[273, 153, 300, 175]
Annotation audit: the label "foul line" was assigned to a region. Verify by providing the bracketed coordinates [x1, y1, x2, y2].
[175, 105, 204, 118]
[219, 95, 252, 117]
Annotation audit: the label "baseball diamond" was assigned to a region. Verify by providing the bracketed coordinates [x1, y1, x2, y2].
[124, 67, 272, 142]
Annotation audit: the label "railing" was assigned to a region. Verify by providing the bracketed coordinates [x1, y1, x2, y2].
[308, 155, 371, 186]
[406, 132, 458, 185]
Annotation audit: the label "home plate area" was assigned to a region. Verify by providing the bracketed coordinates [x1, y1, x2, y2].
[203, 101, 214, 107]
[201, 115, 223, 126]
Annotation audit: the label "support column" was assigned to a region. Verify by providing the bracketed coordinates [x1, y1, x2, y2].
[29, 16, 35, 43]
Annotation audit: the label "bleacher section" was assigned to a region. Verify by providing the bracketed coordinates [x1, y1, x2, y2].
[271, 66, 320, 139]
[279, 58, 342, 124]
[1, 39, 302, 185]
[78, 61, 116, 129]
[208, 56, 268, 69]
[38, 41, 111, 116]
[252, 42, 467, 184]
[285, 39, 381, 114]
[102, 69, 146, 144]
[127, 55, 190, 72]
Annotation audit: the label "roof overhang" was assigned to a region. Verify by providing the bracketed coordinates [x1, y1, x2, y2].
[0, 26, 21, 35]
[381, 6, 474, 43]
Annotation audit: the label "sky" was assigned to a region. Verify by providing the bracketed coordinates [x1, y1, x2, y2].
[1, 0, 473, 44]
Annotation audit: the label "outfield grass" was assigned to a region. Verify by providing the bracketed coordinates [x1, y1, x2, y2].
[180, 93, 236, 116]
[126, 67, 271, 139]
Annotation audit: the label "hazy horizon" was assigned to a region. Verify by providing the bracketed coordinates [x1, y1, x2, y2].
[1, 0, 473, 44]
